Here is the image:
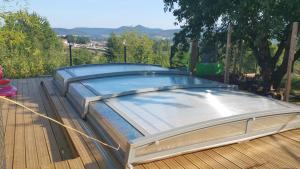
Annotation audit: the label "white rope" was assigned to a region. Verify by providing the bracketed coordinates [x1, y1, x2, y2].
[0, 96, 120, 151]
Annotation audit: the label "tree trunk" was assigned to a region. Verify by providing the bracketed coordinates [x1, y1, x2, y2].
[247, 24, 299, 94]
[190, 39, 199, 74]
[271, 27, 293, 90]
[250, 36, 274, 94]
[272, 49, 300, 90]
[261, 62, 274, 94]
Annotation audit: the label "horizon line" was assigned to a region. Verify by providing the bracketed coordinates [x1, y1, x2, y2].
[52, 25, 181, 30]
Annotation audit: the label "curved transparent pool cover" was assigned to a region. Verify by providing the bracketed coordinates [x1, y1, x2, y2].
[64, 64, 168, 77]
[80, 74, 226, 96]
[54, 63, 170, 94]
[54, 64, 300, 168]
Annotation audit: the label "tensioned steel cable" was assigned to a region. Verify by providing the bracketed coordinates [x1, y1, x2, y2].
[0, 96, 120, 151]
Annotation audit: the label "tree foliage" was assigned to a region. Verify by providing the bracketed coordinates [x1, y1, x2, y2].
[164, 0, 300, 93]
[0, 11, 66, 78]
[65, 35, 90, 44]
[105, 32, 171, 67]
[72, 48, 102, 65]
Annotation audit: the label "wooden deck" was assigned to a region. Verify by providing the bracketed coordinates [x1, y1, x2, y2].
[2, 78, 300, 169]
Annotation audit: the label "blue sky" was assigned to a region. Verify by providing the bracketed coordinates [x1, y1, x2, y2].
[23, 0, 179, 29]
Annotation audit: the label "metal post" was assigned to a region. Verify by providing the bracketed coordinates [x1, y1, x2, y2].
[239, 40, 245, 74]
[170, 46, 174, 68]
[69, 44, 73, 66]
[124, 45, 127, 63]
[224, 23, 232, 84]
[284, 22, 299, 101]
[123, 40, 127, 63]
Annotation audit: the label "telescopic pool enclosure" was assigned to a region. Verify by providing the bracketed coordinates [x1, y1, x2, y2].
[54, 63, 300, 168]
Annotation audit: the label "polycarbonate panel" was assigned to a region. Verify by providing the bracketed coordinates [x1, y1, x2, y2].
[65, 64, 167, 77]
[54, 64, 300, 167]
[54, 69, 73, 92]
[90, 102, 143, 140]
[251, 113, 300, 131]
[69, 83, 95, 103]
[81, 74, 226, 96]
[135, 120, 247, 157]
[106, 88, 294, 135]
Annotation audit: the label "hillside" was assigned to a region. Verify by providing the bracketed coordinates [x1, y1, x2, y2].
[53, 25, 179, 40]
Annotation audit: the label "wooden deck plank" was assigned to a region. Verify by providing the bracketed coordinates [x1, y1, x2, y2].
[1, 94, 8, 130]
[204, 150, 240, 169]
[193, 151, 227, 168]
[260, 135, 300, 163]
[41, 163, 56, 169]
[244, 139, 298, 168]
[51, 84, 122, 169]
[276, 133, 300, 148]
[149, 161, 171, 169]
[251, 138, 300, 167]
[23, 78, 40, 168]
[163, 158, 185, 169]
[37, 78, 78, 161]
[183, 154, 212, 169]
[280, 130, 300, 142]
[231, 142, 285, 169]
[142, 162, 160, 169]
[33, 78, 63, 162]
[28, 78, 53, 166]
[43, 78, 124, 169]
[68, 157, 85, 169]
[213, 146, 259, 168]
[173, 156, 198, 169]
[5, 77, 300, 169]
[13, 79, 26, 169]
[41, 80, 100, 169]
[54, 161, 70, 169]
[4, 80, 17, 169]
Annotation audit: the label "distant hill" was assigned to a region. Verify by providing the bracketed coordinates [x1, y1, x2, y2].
[53, 25, 180, 40]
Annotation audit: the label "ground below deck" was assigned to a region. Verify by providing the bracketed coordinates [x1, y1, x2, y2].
[2, 78, 300, 169]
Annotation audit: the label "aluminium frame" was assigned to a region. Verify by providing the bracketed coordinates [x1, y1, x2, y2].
[52, 64, 300, 168]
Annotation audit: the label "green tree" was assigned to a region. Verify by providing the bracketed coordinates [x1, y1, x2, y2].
[66, 34, 75, 43]
[0, 11, 66, 78]
[105, 33, 122, 62]
[105, 32, 167, 65]
[72, 48, 94, 65]
[164, 0, 300, 93]
[65, 35, 90, 44]
[153, 39, 171, 67]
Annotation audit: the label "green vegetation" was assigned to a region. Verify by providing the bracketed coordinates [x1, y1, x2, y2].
[0, 11, 108, 78]
[164, 0, 300, 93]
[105, 32, 171, 67]
[4, 0, 298, 97]
[65, 35, 90, 44]
[0, 11, 66, 78]
[72, 48, 105, 65]
[0, 11, 173, 78]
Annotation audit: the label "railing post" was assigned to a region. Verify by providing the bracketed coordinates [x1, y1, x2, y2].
[224, 23, 232, 84]
[69, 43, 73, 66]
[123, 40, 127, 63]
[124, 45, 127, 63]
[285, 22, 299, 101]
